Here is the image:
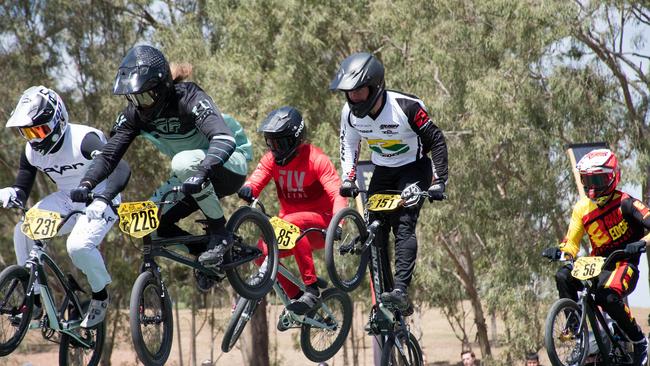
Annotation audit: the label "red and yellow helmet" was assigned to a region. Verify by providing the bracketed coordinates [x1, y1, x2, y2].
[576, 148, 620, 201]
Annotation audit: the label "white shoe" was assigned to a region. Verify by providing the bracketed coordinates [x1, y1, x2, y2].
[81, 297, 109, 329]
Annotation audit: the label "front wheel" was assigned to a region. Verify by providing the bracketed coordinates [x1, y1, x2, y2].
[0, 265, 33, 356]
[225, 207, 278, 300]
[380, 331, 423, 366]
[325, 207, 370, 292]
[59, 301, 105, 366]
[129, 271, 174, 366]
[545, 298, 588, 366]
[221, 297, 259, 352]
[300, 288, 353, 362]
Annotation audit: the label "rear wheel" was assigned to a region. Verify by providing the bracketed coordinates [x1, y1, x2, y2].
[380, 332, 423, 366]
[129, 271, 173, 366]
[59, 301, 105, 366]
[225, 207, 278, 299]
[300, 288, 353, 362]
[545, 298, 588, 366]
[325, 208, 369, 292]
[0, 265, 32, 356]
[221, 297, 259, 352]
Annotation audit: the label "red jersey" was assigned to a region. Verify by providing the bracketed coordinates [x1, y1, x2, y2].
[245, 144, 347, 216]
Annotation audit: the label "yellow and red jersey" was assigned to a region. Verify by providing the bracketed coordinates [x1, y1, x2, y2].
[560, 190, 650, 260]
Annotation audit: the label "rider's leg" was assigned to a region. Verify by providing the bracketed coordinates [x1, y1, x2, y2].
[151, 176, 199, 239]
[595, 263, 644, 342]
[555, 264, 583, 302]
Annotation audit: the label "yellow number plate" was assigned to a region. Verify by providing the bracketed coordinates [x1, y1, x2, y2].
[21, 208, 62, 240]
[571, 256, 605, 280]
[118, 201, 159, 238]
[269, 216, 300, 250]
[367, 194, 401, 212]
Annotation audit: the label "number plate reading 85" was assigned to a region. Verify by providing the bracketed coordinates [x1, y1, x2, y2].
[269, 217, 300, 250]
[21, 208, 62, 240]
[118, 201, 159, 238]
[367, 194, 402, 212]
[571, 256, 605, 281]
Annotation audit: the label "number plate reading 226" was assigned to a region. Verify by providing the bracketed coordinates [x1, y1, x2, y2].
[367, 194, 401, 212]
[118, 201, 159, 238]
[21, 208, 62, 240]
[269, 217, 300, 250]
[571, 256, 605, 281]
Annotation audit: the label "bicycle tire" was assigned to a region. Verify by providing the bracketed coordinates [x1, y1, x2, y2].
[129, 271, 173, 366]
[221, 297, 259, 352]
[0, 265, 32, 356]
[545, 298, 589, 366]
[325, 207, 370, 292]
[59, 300, 106, 366]
[380, 331, 423, 366]
[300, 287, 353, 362]
[225, 206, 278, 300]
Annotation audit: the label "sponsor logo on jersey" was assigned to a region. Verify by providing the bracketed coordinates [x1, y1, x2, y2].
[414, 108, 430, 128]
[380, 124, 399, 129]
[367, 139, 409, 156]
[150, 117, 182, 134]
[381, 130, 398, 135]
[358, 129, 372, 133]
[42, 162, 85, 175]
[278, 169, 307, 199]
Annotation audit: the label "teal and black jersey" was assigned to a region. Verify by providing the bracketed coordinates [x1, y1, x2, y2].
[82, 82, 251, 187]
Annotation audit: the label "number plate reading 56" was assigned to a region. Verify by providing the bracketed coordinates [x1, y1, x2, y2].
[571, 256, 605, 280]
[118, 201, 159, 238]
[367, 194, 401, 212]
[21, 208, 62, 240]
[269, 217, 300, 250]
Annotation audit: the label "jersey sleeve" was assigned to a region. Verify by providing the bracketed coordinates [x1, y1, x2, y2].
[559, 203, 586, 258]
[12, 149, 37, 203]
[181, 83, 236, 175]
[81, 111, 139, 188]
[400, 99, 449, 185]
[621, 196, 650, 243]
[314, 149, 348, 213]
[80, 132, 131, 200]
[339, 106, 362, 181]
[244, 152, 274, 198]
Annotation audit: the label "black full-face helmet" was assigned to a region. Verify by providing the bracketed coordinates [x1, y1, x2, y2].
[259, 106, 306, 166]
[329, 52, 385, 118]
[113, 45, 173, 117]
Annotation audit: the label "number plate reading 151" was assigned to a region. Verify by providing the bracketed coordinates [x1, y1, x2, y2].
[118, 201, 159, 238]
[21, 208, 62, 240]
[571, 256, 605, 280]
[269, 217, 300, 250]
[367, 194, 401, 212]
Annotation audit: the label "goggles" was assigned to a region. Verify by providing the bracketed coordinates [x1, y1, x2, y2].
[19, 123, 52, 143]
[126, 90, 157, 108]
[580, 172, 613, 190]
[265, 136, 294, 153]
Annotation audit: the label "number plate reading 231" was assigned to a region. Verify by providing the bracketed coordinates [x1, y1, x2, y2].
[269, 216, 300, 250]
[118, 201, 159, 238]
[367, 194, 402, 212]
[21, 208, 62, 240]
[571, 256, 605, 281]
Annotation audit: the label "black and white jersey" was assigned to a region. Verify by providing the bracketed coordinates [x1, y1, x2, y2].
[339, 90, 448, 184]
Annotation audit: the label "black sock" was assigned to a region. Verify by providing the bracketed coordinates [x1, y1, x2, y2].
[305, 283, 320, 296]
[92, 287, 108, 301]
[33, 296, 42, 307]
[206, 217, 228, 235]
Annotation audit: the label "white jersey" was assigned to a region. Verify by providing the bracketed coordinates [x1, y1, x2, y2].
[339, 90, 434, 180]
[25, 123, 108, 193]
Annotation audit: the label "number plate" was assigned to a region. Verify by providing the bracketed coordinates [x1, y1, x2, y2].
[269, 216, 300, 250]
[367, 194, 402, 212]
[118, 201, 159, 238]
[21, 208, 62, 240]
[571, 256, 605, 280]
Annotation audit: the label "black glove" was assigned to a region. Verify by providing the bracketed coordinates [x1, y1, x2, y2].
[541, 247, 562, 261]
[238, 185, 254, 203]
[70, 182, 92, 203]
[334, 225, 343, 241]
[427, 182, 445, 202]
[182, 175, 207, 195]
[625, 240, 646, 255]
[339, 179, 359, 198]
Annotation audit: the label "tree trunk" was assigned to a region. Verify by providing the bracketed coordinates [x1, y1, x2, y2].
[100, 294, 121, 366]
[245, 297, 269, 366]
[175, 287, 184, 366]
[190, 290, 198, 366]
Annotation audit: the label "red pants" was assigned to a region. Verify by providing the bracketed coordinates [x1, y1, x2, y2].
[258, 211, 330, 299]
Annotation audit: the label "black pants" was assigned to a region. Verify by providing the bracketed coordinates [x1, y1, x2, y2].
[367, 157, 433, 292]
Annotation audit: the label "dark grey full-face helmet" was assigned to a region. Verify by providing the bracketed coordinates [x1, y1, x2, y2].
[330, 52, 385, 118]
[259, 106, 306, 166]
[113, 45, 173, 117]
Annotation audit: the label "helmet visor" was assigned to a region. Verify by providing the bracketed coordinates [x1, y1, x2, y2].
[580, 172, 613, 189]
[126, 90, 156, 109]
[19, 124, 52, 143]
[265, 136, 293, 154]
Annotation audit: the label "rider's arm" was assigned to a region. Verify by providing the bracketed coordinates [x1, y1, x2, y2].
[80, 132, 131, 200]
[621, 196, 650, 243]
[80, 112, 139, 188]
[315, 151, 348, 213]
[559, 202, 586, 259]
[183, 84, 236, 176]
[339, 107, 362, 181]
[400, 99, 448, 185]
[244, 152, 274, 197]
[12, 150, 37, 204]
